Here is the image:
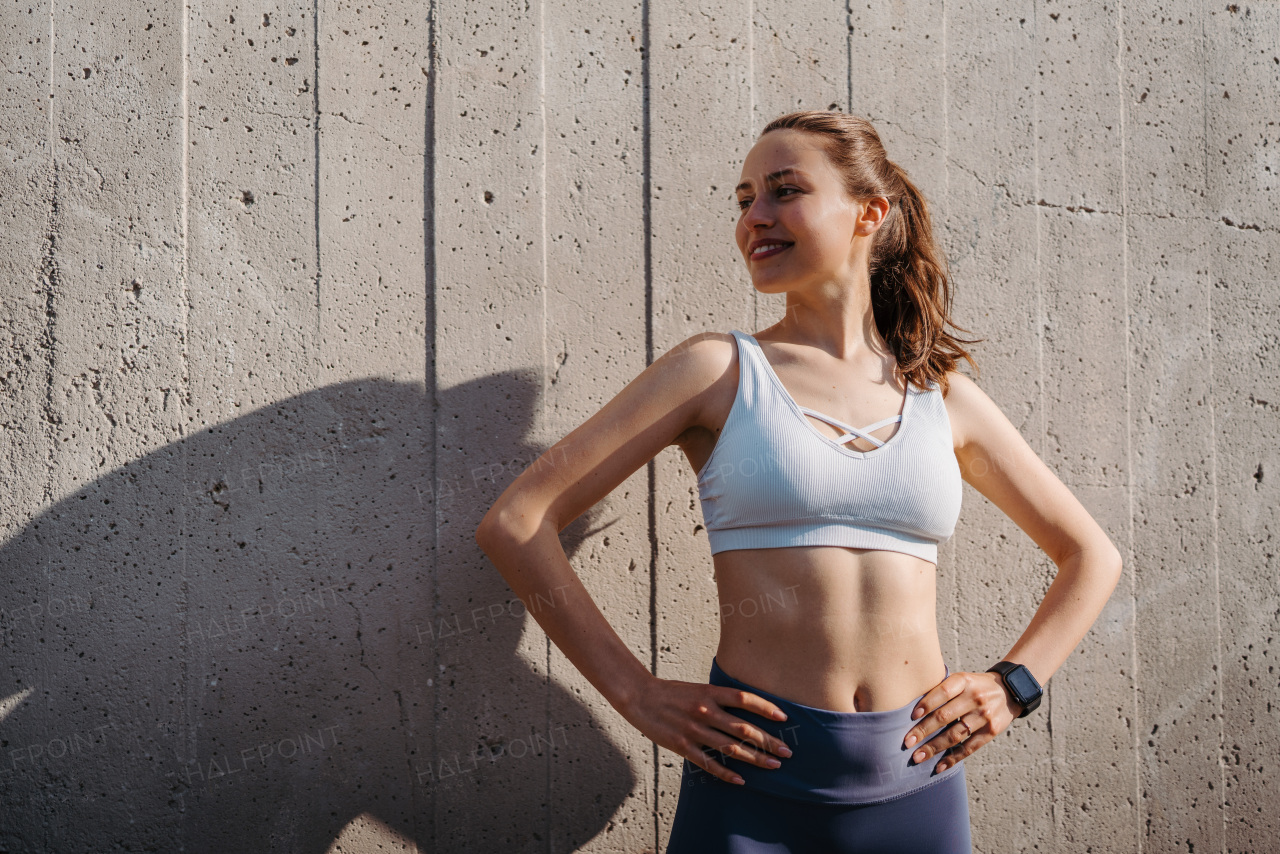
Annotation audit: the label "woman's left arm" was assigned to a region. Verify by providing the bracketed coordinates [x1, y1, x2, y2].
[901, 371, 1124, 773]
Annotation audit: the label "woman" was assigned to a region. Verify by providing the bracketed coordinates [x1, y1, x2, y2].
[475, 110, 1123, 853]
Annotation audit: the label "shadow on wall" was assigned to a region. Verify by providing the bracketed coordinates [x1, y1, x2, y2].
[0, 375, 634, 853]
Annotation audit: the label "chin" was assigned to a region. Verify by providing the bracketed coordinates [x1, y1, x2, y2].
[750, 269, 803, 293]
[752, 282, 793, 296]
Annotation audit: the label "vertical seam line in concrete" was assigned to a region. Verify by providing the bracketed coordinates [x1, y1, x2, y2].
[41, 7, 56, 849]
[180, 1, 192, 415]
[942, 0, 957, 670]
[941, 0, 948, 204]
[748, 0, 757, 330]
[1207, 186, 1228, 854]
[1114, 3, 1142, 851]
[180, 1, 192, 413]
[640, 0, 660, 850]
[180, 0, 193, 839]
[42, 0, 57, 516]
[1032, 0, 1042, 459]
[313, 0, 322, 329]
[424, 0, 439, 848]
[1031, 0, 1056, 838]
[1202, 7, 1227, 846]
[747, 0, 754, 130]
[641, 0, 660, 846]
[844, 0, 853, 113]
[538, 0, 551, 849]
[1208, 279, 1228, 854]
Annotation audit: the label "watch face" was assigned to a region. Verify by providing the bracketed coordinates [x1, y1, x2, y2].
[1006, 667, 1039, 701]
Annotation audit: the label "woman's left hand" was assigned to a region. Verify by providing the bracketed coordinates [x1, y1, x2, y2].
[900, 670, 1024, 773]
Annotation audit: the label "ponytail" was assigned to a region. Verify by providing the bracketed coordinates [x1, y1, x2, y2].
[758, 111, 983, 395]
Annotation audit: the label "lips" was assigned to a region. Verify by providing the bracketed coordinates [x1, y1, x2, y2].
[750, 241, 793, 261]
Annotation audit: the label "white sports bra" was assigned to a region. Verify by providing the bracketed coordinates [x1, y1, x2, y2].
[695, 330, 963, 565]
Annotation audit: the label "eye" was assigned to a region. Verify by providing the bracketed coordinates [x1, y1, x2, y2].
[737, 186, 799, 211]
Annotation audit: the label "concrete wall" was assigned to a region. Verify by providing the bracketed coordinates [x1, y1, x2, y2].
[0, 0, 1275, 851]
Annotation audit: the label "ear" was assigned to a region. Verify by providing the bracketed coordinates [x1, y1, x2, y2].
[855, 196, 891, 236]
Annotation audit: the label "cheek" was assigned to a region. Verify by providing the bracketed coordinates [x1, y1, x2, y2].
[790, 224, 844, 264]
[795, 211, 855, 259]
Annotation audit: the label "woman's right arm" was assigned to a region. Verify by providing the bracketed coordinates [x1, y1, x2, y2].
[474, 332, 793, 785]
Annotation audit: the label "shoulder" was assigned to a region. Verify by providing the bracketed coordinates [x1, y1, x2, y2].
[936, 370, 1003, 452]
[934, 371, 1121, 568]
[654, 330, 740, 388]
[476, 332, 741, 538]
[653, 331, 742, 437]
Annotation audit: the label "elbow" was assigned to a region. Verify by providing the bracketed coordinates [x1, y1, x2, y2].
[474, 511, 506, 554]
[1098, 543, 1124, 589]
[1100, 534, 1124, 574]
[475, 501, 542, 554]
[1056, 540, 1123, 585]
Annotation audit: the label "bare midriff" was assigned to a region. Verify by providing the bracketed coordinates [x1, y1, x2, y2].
[711, 544, 946, 714]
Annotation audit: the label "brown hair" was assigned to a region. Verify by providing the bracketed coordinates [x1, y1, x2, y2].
[759, 110, 983, 395]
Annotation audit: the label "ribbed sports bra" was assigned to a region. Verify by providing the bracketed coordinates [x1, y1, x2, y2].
[695, 330, 963, 565]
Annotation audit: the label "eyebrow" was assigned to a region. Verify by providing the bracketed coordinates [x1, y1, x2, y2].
[735, 167, 807, 194]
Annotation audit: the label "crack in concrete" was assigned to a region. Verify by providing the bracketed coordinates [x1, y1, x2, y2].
[327, 110, 421, 158]
[944, 151, 1280, 238]
[754, 9, 839, 89]
[942, 151, 1280, 234]
[250, 109, 313, 122]
[1033, 198, 1123, 216]
[873, 117, 946, 158]
[944, 166, 1280, 236]
[1219, 215, 1276, 234]
[345, 599, 387, 692]
[945, 156, 1017, 201]
[345, 587, 414, 799]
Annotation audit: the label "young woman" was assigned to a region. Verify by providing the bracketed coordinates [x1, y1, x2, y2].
[476, 110, 1123, 853]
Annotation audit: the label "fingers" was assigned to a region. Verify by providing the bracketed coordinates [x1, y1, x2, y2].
[715, 686, 788, 724]
[908, 709, 986, 765]
[707, 708, 794, 760]
[908, 672, 961, 728]
[678, 722, 784, 785]
[674, 688, 796, 783]
[686, 694, 793, 763]
[704, 687, 794, 761]
[904, 671, 1019, 768]
[935, 727, 997, 773]
[904, 677, 974, 755]
[680, 740, 745, 786]
[696, 723, 784, 770]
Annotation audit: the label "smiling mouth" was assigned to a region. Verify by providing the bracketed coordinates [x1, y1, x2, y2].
[751, 242, 793, 260]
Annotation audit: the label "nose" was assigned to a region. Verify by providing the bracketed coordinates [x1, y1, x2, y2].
[741, 196, 774, 230]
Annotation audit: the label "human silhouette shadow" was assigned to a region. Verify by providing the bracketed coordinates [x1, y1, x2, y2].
[0, 374, 635, 853]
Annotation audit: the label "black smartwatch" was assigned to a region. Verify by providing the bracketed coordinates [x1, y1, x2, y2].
[987, 661, 1043, 718]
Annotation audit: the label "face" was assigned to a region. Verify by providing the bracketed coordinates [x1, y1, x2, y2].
[734, 129, 888, 293]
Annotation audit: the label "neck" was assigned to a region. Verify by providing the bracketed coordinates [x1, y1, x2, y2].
[770, 287, 890, 363]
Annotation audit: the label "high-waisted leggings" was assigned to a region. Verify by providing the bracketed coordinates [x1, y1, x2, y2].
[665, 658, 972, 854]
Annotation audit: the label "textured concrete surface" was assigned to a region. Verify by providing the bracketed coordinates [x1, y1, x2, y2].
[0, 0, 1276, 852]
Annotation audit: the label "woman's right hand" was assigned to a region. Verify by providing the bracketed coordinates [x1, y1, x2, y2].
[618, 675, 794, 785]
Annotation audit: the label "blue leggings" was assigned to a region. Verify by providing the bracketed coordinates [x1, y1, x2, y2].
[665, 659, 973, 854]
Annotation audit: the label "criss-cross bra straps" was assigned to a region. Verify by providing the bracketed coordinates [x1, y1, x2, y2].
[797, 406, 901, 448]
